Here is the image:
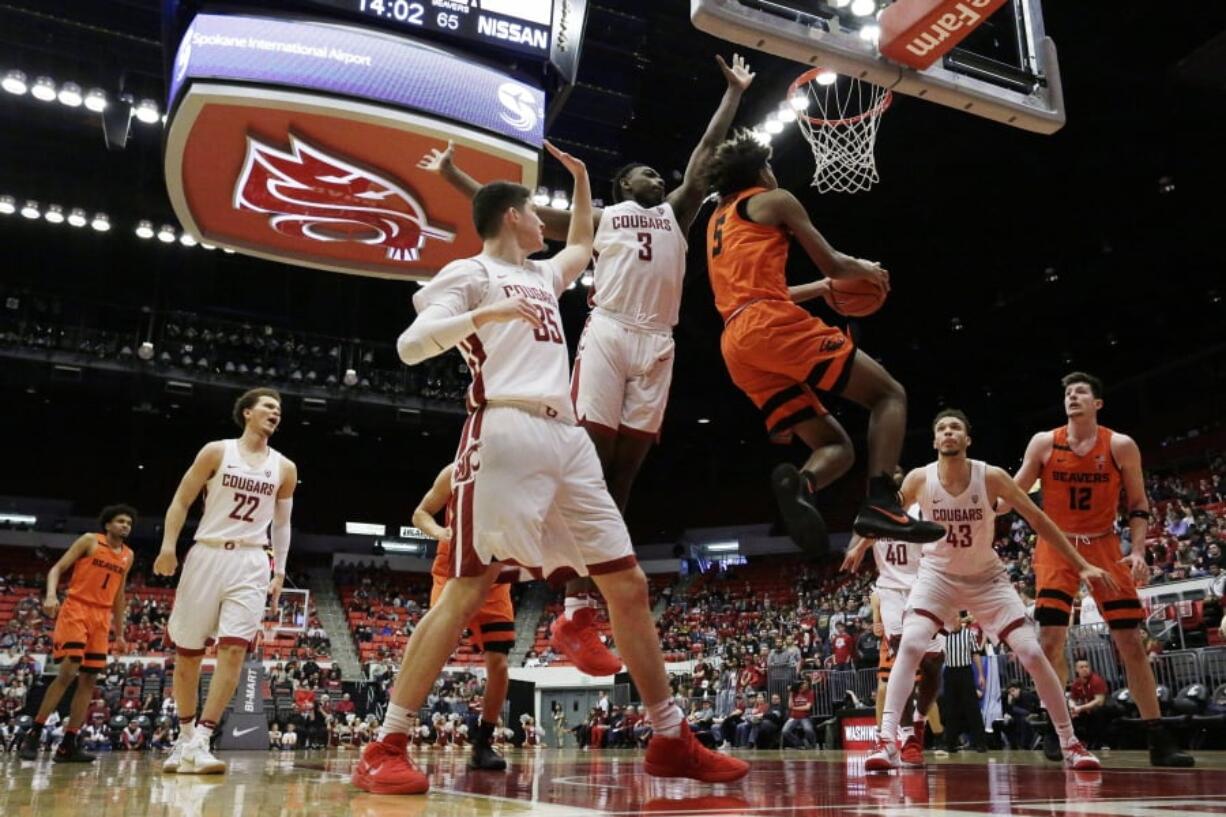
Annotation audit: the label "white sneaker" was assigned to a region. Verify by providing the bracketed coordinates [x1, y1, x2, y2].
[178, 735, 226, 775]
[163, 736, 188, 773]
[864, 738, 900, 772]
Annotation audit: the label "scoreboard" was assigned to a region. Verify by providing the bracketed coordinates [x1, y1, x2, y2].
[304, 0, 554, 59]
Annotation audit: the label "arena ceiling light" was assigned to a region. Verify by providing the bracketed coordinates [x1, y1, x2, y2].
[2, 70, 28, 95]
[704, 541, 739, 552]
[859, 24, 881, 42]
[346, 521, 386, 536]
[30, 76, 56, 102]
[550, 190, 569, 210]
[134, 220, 154, 239]
[580, 272, 594, 287]
[57, 81, 83, 108]
[20, 200, 40, 219]
[764, 115, 785, 135]
[777, 104, 797, 123]
[134, 98, 161, 124]
[377, 539, 424, 554]
[0, 195, 15, 215]
[90, 213, 110, 232]
[44, 204, 65, 224]
[532, 186, 550, 207]
[850, 0, 876, 16]
[816, 70, 838, 86]
[157, 224, 176, 243]
[66, 208, 87, 227]
[0, 513, 37, 526]
[789, 91, 810, 111]
[84, 88, 108, 112]
[179, 232, 198, 247]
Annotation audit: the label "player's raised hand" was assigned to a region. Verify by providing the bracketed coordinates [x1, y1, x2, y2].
[42, 594, 59, 618]
[717, 53, 755, 92]
[476, 296, 544, 330]
[1082, 562, 1121, 593]
[153, 547, 178, 577]
[544, 140, 586, 179]
[417, 140, 455, 173]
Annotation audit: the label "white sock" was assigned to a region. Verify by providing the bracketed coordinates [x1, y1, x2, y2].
[195, 723, 214, 744]
[180, 719, 195, 742]
[646, 701, 683, 738]
[564, 594, 596, 621]
[379, 703, 412, 740]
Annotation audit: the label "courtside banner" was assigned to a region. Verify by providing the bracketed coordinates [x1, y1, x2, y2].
[170, 13, 546, 147]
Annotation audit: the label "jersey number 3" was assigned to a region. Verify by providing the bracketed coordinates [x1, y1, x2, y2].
[229, 492, 260, 522]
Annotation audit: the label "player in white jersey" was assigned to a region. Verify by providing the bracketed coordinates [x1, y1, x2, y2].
[865, 409, 1116, 772]
[843, 489, 945, 766]
[421, 54, 755, 674]
[153, 387, 297, 775]
[352, 142, 748, 796]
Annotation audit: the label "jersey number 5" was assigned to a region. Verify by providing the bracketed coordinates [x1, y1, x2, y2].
[229, 492, 260, 522]
[711, 214, 727, 257]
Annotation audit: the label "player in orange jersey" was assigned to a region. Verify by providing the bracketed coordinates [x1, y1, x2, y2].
[1014, 371, 1193, 767]
[413, 462, 515, 773]
[18, 504, 136, 762]
[704, 131, 944, 556]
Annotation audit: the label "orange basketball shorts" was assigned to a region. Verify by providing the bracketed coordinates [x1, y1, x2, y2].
[720, 300, 857, 443]
[53, 598, 113, 672]
[430, 575, 516, 654]
[1034, 533, 1143, 629]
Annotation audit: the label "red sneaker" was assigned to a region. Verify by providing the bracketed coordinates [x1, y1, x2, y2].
[899, 734, 925, 768]
[644, 721, 750, 783]
[549, 607, 622, 676]
[864, 738, 900, 772]
[351, 735, 429, 795]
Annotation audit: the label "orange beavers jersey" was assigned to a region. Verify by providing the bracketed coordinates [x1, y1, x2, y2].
[1039, 426, 1123, 535]
[707, 186, 791, 321]
[66, 534, 133, 607]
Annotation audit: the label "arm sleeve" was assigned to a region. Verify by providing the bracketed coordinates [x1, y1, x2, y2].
[272, 497, 292, 576]
[399, 260, 489, 364]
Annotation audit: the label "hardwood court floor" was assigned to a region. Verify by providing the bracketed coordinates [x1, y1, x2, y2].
[4, 747, 1224, 817]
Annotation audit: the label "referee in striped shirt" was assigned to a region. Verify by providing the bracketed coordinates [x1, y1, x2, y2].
[941, 613, 988, 753]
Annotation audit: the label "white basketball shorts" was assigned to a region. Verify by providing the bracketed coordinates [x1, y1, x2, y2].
[448, 403, 636, 585]
[571, 311, 675, 438]
[877, 584, 943, 654]
[905, 561, 1030, 644]
[167, 543, 270, 652]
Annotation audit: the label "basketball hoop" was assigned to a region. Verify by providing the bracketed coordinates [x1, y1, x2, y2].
[788, 68, 892, 194]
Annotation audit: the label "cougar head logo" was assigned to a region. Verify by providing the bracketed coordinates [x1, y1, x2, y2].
[234, 134, 455, 262]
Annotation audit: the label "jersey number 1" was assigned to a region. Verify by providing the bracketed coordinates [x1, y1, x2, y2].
[229, 492, 260, 522]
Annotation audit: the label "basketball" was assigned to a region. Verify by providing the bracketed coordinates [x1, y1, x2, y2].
[827, 278, 887, 318]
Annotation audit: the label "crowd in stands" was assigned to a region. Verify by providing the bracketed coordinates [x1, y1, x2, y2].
[0, 287, 468, 404]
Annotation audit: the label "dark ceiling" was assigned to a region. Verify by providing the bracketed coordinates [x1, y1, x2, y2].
[1, 1, 1224, 544]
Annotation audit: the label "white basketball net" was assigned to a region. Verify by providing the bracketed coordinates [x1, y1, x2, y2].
[795, 74, 891, 194]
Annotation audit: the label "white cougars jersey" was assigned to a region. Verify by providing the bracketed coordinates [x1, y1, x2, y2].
[414, 254, 574, 421]
[918, 459, 1001, 576]
[873, 504, 923, 591]
[195, 439, 283, 544]
[591, 200, 687, 331]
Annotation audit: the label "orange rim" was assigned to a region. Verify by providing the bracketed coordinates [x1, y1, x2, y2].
[788, 68, 893, 127]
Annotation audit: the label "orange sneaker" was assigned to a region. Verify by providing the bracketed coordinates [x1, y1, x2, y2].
[549, 607, 622, 676]
[899, 733, 925, 768]
[644, 721, 750, 783]
[351, 734, 429, 795]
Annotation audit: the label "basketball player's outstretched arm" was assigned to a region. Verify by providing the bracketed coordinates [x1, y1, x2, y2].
[746, 190, 889, 295]
[667, 53, 756, 232]
[840, 534, 872, 573]
[42, 533, 94, 617]
[1112, 433, 1152, 585]
[984, 466, 1119, 592]
[154, 441, 224, 576]
[543, 140, 596, 286]
[412, 464, 455, 543]
[421, 141, 603, 242]
[1005, 431, 1052, 514]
